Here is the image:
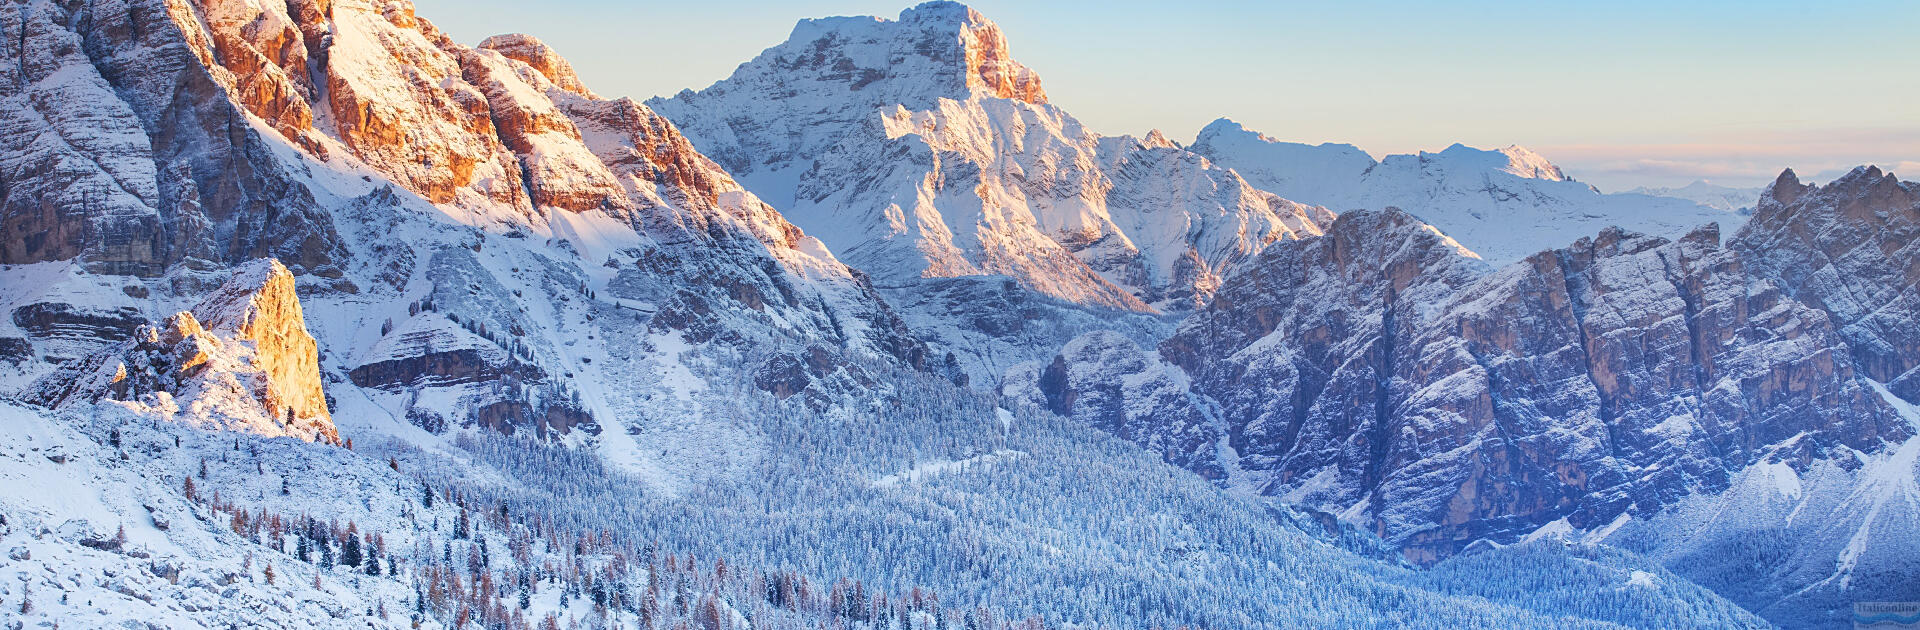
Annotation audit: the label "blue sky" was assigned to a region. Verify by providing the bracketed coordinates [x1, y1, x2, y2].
[412, 0, 1918, 190]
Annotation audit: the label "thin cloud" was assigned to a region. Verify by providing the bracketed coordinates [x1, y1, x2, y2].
[1533, 127, 1919, 189]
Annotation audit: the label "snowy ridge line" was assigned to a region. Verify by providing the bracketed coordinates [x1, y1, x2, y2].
[1189, 117, 1746, 267]
[651, 4, 1335, 314]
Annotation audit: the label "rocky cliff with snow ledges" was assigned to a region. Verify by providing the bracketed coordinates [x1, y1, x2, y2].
[652, 2, 1333, 313]
[1013, 168, 1920, 617]
[29, 259, 338, 443]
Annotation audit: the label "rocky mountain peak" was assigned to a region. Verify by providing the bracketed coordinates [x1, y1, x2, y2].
[1759, 167, 1811, 208]
[1494, 145, 1570, 181]
[189, 259, 331, 427]
[647, 1, 1057, 200]
[1739, 165, 1920, 403]
[165, 0, 856, 276]
[1809, 165, 1910, 207]
[881, 1, 1046, 103]
[943, 4, 1044, 104]
[1751, 165, 1917, 235]
[653, 8, 1333, 316]
[27, 259, 338, 444]
[658, 0, 1044, 148]
[1140, 129, 1177, 149]
[479, 33, 596, 98]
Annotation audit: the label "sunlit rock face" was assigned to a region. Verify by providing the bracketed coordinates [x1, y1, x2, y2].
[190, 258, 333, 429]
[477, 33, 596, 98]
[30, 259, 339, 444]
[0, 0, 347, 276]
[173, 0, 530, 210]
[651, 2, 1333, 314]
[4, 0, 947, 448]
[1, 0, 883, 285]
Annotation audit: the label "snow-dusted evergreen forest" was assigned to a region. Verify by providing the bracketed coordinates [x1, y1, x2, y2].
[0, 377, 1771, 628]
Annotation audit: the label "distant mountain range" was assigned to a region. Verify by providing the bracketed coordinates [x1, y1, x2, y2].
[1629, 181, 1768, 214]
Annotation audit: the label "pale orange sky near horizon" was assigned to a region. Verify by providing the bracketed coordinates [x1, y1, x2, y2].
[412, 0, 1920, 190]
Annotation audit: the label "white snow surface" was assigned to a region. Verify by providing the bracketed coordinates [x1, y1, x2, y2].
[1593, 379, 1920, 620]
[1628, 181, 1766, 214]
[1190, 118, 1747, 267]
[0, 401, 415, 628]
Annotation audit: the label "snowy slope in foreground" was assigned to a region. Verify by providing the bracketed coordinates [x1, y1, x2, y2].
[0, 383, 1773, 629]
[1190, 119, 1744, 266]
[0, 251, 1778, 628]
[0, 398, 965, 630]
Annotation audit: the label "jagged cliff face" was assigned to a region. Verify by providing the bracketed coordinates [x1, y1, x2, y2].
[651, 2, 1331, 313]
[0, 0, 932, 449]
[173, 0, 528, 211]
[0, 0, 882, 285]
[190, 258, 330, 425]
[166, 0, 832, 253]
[650, 1, 1046, 188]
[1016, 171, 1919, 566]
[29, 259, 337, 443]
[0, 0, 348, 277]
[1734, 167, 1920, 403]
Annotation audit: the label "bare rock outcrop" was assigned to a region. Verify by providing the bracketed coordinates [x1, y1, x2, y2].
[925, 1, 1046, 104]
[29, 259, 338, 443]
[0, 0, 348, 277]
[478, 33, 595, 98]
[1734, 167, 1920, 402]
[190, 259, 331, 425]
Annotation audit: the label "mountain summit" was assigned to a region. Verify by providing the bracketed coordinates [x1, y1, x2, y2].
[651, 0, 1047, 198]
[652, 3, 1332, 317]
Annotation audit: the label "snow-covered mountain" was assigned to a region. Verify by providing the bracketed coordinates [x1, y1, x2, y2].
[1010, 166, 1920, 626]
[1629, 181, 1766, 214]
[0, 0, 1795, 627]
[1, 0, 941, 436]
[650, 3, 1332, 314]
[0, 0, 1911, 627]
[1189, 118, 1746, 267]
